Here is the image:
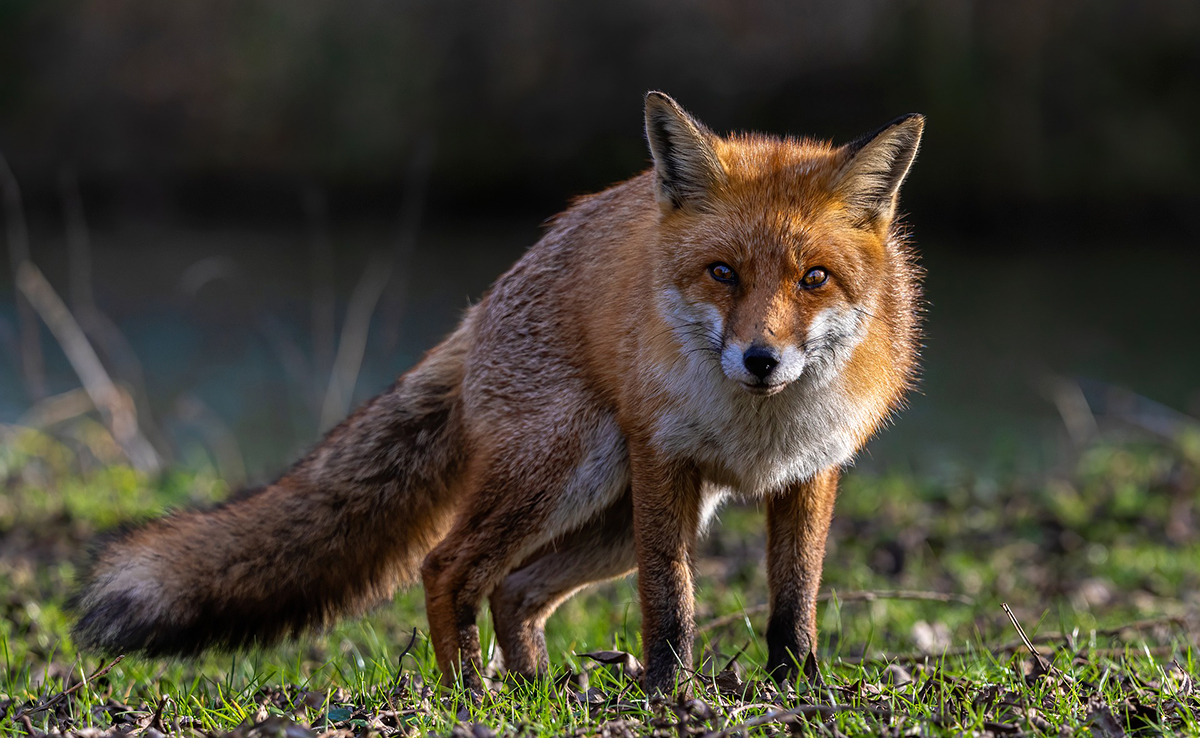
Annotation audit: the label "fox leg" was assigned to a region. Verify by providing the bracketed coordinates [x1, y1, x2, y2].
[422, 443, 617, 692]
[764, 467, 839, 684]
[490, 494, 636, 681]
[629, 446, 703, 695]
[421, 481, 547, 692]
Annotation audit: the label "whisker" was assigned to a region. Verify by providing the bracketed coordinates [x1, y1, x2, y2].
[852, 306, 899, 330]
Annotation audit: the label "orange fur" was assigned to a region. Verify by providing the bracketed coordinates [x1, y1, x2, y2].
[73, 93, 924, 695]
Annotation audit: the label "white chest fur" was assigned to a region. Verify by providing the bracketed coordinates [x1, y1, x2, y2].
[651, 368, 865, 496]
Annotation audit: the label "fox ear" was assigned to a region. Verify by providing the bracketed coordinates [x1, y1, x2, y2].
[645, 91, 724, 211]
[835, 114, 925, 225]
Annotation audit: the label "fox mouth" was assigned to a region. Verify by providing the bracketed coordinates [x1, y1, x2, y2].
[740, 381, 787, 396]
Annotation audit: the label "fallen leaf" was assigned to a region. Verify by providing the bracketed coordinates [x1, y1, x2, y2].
[578, 650, 644, 681]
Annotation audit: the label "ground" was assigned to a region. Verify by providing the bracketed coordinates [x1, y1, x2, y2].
[2, 423, 1200, 737]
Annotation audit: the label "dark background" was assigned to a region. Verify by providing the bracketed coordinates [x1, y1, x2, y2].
[1, 0, 1197, 480]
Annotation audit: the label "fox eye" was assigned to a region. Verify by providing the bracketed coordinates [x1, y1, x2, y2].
[708, 262, 737, 284]
[800, 267, 828, 289]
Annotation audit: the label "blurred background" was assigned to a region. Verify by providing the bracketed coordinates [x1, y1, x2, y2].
[1, 0, 1197, 483]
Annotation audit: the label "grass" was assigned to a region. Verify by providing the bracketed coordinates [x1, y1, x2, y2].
[2, 422, 1200, 736]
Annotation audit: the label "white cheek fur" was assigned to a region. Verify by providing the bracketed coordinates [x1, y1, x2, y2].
[653, 289, 875, 496]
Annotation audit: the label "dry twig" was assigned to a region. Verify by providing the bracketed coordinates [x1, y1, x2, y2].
[11, 655, 124, 721]
[320, 253, 393, 431]
[16, 261, 160, 473]
[1003, 602, 1057, 677]
[0, 152, 45, 400]
[58, 167, 168, 461]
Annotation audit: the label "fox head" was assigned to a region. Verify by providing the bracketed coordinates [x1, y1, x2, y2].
[646, 92, 923, 407]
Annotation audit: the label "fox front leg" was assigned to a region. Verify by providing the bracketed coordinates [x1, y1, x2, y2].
[630, 447, 703, 695]
[764, 468, 839, 685]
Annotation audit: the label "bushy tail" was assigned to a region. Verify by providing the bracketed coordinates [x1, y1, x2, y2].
[72, 321, 473, 656]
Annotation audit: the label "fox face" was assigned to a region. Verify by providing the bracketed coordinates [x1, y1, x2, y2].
[647, 93, 923, 401]
[659, 205, 881, 396]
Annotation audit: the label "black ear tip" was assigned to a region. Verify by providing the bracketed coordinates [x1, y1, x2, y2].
[845, 113, 926, 158]
[892, 113, 926, 130]
[644, 90, 677, 113]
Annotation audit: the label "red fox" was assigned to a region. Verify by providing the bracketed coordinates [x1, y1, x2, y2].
[73, 92, 924, 694]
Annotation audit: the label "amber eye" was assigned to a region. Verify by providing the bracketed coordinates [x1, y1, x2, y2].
[800, 267, 829, 289]
[709, 262, 737, 284]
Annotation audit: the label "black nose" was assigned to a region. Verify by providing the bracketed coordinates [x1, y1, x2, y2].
[743, 346, 780, 381]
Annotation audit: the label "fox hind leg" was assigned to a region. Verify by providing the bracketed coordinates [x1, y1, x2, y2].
[421, 484, 544, 692]
[422, 405, 630, 691]
[422, 455, 625, 689]
[490, 493, 636, 682]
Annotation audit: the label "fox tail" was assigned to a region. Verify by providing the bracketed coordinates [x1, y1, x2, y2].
[71, 321, 472, 656]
